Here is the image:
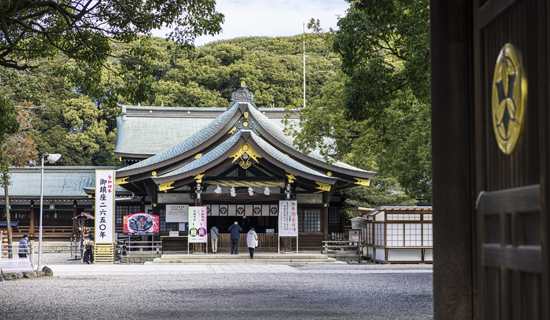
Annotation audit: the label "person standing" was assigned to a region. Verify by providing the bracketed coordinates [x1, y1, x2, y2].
[210, 225, 219, 253]
[228, 221, 242, 255]
[83, 234, 94, 264]
[247, 228, 258, 259]
[18, 234, 29, 258]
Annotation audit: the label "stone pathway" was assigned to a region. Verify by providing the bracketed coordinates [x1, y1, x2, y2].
[47, 264, 433, 276]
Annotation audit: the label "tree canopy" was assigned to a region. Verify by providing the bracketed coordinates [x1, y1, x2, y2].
[0, 0, 224, 70]
[292, 1, 432, 201]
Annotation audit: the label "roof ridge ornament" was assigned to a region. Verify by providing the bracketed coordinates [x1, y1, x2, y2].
[228, 86, 257, 110]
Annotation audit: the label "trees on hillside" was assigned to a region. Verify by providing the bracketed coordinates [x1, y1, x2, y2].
[292, 1, 432, 201]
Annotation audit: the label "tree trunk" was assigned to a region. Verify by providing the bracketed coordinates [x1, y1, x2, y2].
[4, 177, 12, 258]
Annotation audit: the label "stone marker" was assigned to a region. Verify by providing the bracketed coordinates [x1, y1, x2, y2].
[42, 266, 54, 277]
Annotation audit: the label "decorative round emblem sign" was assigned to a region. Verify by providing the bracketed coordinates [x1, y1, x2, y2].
[491, 43, 528, 155]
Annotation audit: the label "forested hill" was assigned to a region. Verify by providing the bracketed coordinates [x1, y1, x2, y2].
[203, 34, 333, 56]
[1, 34, 339, 167]
[147, 34, 339, 109]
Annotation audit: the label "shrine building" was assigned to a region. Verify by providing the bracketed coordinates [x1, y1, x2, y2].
[113, 87, 375, 250]
[1, 87, 375, 251]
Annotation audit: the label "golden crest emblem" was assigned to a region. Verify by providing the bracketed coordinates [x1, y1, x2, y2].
[491, 43, 528, 155]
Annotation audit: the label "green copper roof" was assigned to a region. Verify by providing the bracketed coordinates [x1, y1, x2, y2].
[154, 131, 242, 180]
[0, 167, 125, 198]
[248, 107, 372, 173]
[115, 105, 296, 157]
[249, 131, 337, 182]
[118, 103, 240, 173]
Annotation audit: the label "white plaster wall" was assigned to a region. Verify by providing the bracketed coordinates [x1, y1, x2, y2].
[387, 249, 422, 262]
[375, 248, 386, 262]
[364, 247, 374, 258]
[424, 249, 433, 261]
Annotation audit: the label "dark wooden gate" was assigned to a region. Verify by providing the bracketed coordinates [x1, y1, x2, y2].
[432, 0, 549, 319]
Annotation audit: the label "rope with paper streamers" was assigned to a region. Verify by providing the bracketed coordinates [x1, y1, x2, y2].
[204, 179, 285, 188]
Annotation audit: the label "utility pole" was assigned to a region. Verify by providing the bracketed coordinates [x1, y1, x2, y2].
[303, 22, 306, 108]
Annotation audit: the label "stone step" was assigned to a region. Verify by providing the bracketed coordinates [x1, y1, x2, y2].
[159, 254, 330, 260]
[145, 258, 338, 265]
[145, 253, 338, 264]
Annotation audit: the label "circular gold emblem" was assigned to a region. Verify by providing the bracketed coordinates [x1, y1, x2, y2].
[491, 43, 528, 155]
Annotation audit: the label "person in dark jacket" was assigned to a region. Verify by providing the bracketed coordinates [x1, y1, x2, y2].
[228, 221, 242, 254]
[83, 234, 94, 264]
[18, 234, 29, 258]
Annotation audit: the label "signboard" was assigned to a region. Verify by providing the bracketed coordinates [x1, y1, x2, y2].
[169, 231, 179, 237]
[349, 230, 361, 242]
[123, 213, 160, 235]
[279, 200, 298, 237]
[95, 169, 115, 244]
[166, 204, 189, 223]
[188, 206, 207, 243]
[266, 229, 275, 234]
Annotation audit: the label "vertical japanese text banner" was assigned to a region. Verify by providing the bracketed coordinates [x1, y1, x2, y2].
[95, 169, 115, 244]
[279, 200, 298, 237]
[188, 206, 207, 243]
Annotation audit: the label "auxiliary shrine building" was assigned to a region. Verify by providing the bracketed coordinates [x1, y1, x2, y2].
[1, 87, 375, 251]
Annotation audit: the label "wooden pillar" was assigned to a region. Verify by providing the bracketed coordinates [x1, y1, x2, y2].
[194, 198, 203, 252]
[29, 201, 35, 236]
[431, 1, 475, 319]
[140, 196, 146, 213]
[72, 200, 78, 235]
[322, 205, 328, 241]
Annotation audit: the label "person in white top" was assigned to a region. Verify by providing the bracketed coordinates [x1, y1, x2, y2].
[246, 228, 258, 259]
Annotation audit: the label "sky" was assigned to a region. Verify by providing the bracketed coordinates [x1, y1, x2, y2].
[152, 0, 350, 46]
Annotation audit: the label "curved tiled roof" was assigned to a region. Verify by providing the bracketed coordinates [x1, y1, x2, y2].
[154, 131, 242, 180]
[249, 131, 337, 182]
[248, 107, 371, 173]
[118, 103, 240, 173]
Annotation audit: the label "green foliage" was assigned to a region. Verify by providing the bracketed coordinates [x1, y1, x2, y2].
[341, 175, 417, 219]
[31, 96, 118, 166]
[292, 1, 432, 201]
[0, 0, 224, 100]
[334, 0, 430, 121]
[0, 95, 19, 183]
[150, 34, 340, 109]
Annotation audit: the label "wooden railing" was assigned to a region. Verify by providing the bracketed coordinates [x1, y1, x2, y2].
[214, 233, 278, 248]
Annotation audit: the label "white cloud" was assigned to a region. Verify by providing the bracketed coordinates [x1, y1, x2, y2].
[152, 0, 350, 46]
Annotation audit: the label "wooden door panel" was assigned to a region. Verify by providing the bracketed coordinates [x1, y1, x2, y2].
[474, 0, 548, 318]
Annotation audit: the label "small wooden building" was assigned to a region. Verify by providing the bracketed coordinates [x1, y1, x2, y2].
[351, 206, 432, 263]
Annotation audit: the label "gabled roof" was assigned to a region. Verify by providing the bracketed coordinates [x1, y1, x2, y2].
[115, 104, 296, 158]
[117, 103, 241, 176]
[115, 87, 376, 193]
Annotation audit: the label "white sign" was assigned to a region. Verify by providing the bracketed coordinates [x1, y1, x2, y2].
[95, 169, 115, 244]
[188, 206, 207, 243]
[279, 201, 298, 237]
[266, 229, 275, 234]
[166, 204, 189, 223]
[169, 231, 179, 237]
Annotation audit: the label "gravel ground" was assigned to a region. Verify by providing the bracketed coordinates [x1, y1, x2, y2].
[1, 272, 432, 320]
[37, 253, 434, 270]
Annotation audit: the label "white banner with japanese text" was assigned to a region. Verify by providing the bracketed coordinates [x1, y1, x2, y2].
[188, 206, 207, 243]
[278, 200, 298, 237]
[166, 204, 189, 223]
[95, 169, 115, 244]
